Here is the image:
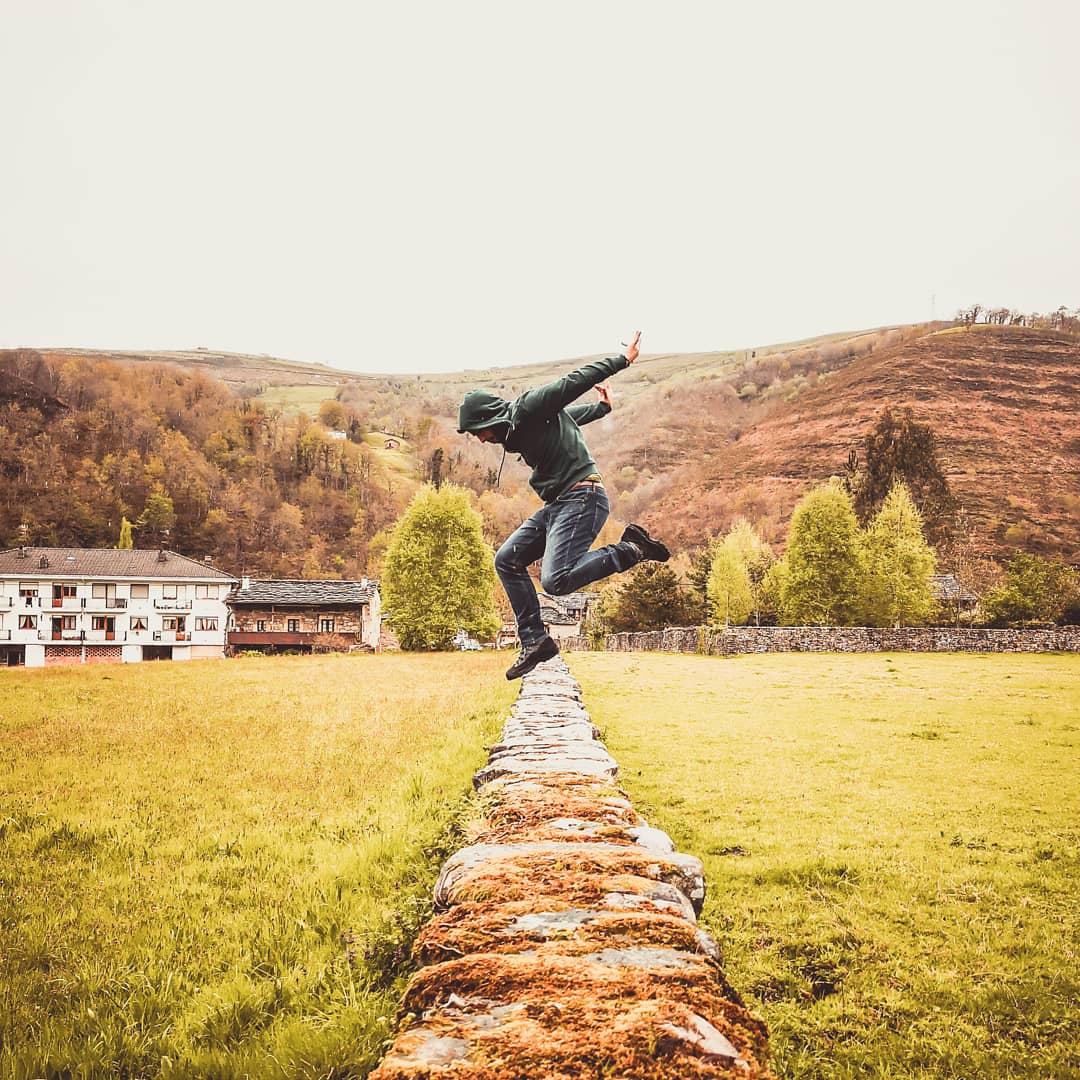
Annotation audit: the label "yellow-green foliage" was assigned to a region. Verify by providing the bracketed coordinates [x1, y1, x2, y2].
[859, 483, 937, 626]
[382, 485, 499, 650]
[779, 481, 862, 625]
[0, 654, 514, 1079]
[576, 651, 1080, 1080]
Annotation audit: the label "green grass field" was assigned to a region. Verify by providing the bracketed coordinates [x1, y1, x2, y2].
[255, 385, 340, 415]
[573, 651, 1080, 1079]
[0, 654, 514, 1080]
[5, 651, 1078, 1079]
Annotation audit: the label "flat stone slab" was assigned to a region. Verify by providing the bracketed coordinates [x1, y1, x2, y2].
[434, 841, 706, 914]
[474, 753, 619, 787]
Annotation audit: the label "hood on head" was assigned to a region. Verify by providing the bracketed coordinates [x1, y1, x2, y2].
[457, 390, 512, 436]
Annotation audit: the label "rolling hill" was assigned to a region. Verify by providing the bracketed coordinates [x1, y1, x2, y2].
[642, 324, 1080, 559]
[6, 322, 1078, 565]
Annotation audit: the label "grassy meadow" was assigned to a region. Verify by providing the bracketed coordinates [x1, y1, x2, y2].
[0, 653, 514, 1080]
[573, 651, 1080, 1079]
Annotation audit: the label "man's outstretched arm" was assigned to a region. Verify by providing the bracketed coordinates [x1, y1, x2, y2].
[514, 332, 640, 421]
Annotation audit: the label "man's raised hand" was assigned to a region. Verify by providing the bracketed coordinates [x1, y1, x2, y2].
[595, 381, 613, 409]
[621, 330, 642, 365]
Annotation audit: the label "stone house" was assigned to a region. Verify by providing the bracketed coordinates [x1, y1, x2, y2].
[226, 578, 382, 654]
[537, 591, 598, 640]
[930, 573, 980, 620]
[0, 547, 235, 667]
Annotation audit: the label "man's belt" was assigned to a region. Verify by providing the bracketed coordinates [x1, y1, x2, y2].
[569, 473, 604, 490]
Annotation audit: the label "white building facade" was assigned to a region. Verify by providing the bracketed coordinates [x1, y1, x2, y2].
[0, 547, 236, 668]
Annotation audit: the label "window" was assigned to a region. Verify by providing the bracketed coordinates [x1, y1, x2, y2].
[53, 584, 77, 599]
[287, 619, 300, 633]
[57, 616, 77, 630]
[18, 583, 37, 597]
[92, 616, 114, 631]
[319, 617, 335, 632]
[162, 616, 179, 630]
[194, 617, 218, 631]
[130, 617, 148, 631]
[162, 584, 177, 599]
[256, 620, 266, 632]
[18, 615, 36, 629]
[92, 583, 115, 598]
[130, 584, 149, 599]
[195, 584, 219, 599]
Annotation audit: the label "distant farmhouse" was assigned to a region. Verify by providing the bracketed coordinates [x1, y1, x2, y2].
[930, 573, 980, 620]
[496, 592, 598, 648]
[0, 547, 235, 667]
[226, 578, 382, 654]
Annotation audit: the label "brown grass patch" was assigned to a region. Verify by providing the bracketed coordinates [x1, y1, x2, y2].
[414, 902, 722, 966]
[442, 847, 697, 909]
[377, 953, 772, 1079]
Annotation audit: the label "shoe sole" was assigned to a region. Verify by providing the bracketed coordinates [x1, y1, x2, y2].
[623, 525, 670, 562]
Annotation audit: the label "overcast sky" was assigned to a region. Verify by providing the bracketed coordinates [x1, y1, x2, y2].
[2, 1, 1077, 374]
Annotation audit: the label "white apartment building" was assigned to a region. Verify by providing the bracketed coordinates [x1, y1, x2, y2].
[0, 547, 236, 667]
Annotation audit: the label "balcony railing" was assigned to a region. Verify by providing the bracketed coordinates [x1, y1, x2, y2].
[154, 599, 192, 610]
[50, 598, 83, 609]
[42, 630, 84, 642]
[0, 629, 10, 640]
[0, 596, 12, 608]
[153, 631, 189, 642]
[84, 630, 117, 642]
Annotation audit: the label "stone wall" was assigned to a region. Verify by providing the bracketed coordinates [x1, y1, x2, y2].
[371, 658, 773, 1079]
[564, 625, 1080, 655]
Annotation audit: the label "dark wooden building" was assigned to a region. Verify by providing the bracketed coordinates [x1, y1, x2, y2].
[226, 579, 382, 654]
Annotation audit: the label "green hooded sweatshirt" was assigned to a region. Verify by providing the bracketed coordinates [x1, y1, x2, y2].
[457, 354, 629, 503]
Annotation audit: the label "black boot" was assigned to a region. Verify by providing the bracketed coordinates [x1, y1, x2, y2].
[621, 523, 670, 562]
[505, 635, 559, 680]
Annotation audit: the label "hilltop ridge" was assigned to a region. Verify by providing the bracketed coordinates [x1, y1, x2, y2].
[642, 324, 1079, 558]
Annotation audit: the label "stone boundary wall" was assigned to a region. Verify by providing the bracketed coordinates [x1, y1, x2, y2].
[563, 625, 1080, 655]
[371, 658, 772, 1079]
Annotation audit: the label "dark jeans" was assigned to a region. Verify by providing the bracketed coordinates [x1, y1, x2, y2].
[494, 486, 640, 646]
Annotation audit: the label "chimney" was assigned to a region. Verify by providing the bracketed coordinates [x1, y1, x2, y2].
[16, 546, 28, 559]
[157, 548, 168, 563]
[39, 555, 50, 569]
[241, 575, 251, 590]
[203, 555, 213, 565]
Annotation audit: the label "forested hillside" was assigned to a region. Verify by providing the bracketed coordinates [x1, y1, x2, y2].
[644, 325, 1080, 560]
[0, 350, 415, 576]
[3, 318, 1078, 580]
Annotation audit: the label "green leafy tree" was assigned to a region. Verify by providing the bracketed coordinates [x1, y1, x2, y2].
[848, 406, 957, 544]
[982, 552, 1078, 627]
[601, 563, 697, 633]
[139, 488, 176, 542]
[707, 544, 752, 626]
[116, 516, 134, 549]
[780, 481, 862, 625]
[687, 536, 718, 622]
[859, 483, 937, 626]
[708, 520, 777, 630]
[382, 485, 499, 650]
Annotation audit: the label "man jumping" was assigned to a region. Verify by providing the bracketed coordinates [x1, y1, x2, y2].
[457, 331, 670, 680]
